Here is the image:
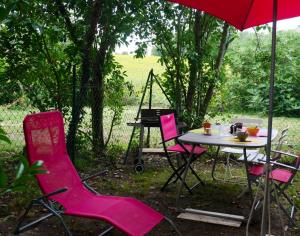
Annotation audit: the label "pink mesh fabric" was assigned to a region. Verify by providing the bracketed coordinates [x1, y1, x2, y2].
[248, 164, 264, 177]
[23, 111, 79, 197]
[23, 111, 164, 236]
[160, 113, 178, 141]
[269, 155, 300, 184]
[269, 169, 293, 183]
[167, 144, 207, 155]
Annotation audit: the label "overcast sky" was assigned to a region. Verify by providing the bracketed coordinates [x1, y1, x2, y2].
[276, 16, 300, 30]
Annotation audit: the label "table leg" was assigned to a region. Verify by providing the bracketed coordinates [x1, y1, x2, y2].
[243, 147, 253, 201]
[211, 146, 221, 181]
[176, 144, 196, 210]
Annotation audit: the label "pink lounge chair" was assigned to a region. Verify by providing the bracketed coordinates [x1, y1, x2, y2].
[159, 113, 207, 193]
[15, 111, 181, 236]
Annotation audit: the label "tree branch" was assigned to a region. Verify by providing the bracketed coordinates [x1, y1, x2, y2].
[54, 0, 81, 48]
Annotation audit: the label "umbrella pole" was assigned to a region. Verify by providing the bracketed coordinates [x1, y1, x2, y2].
[260, 0, 278, 235]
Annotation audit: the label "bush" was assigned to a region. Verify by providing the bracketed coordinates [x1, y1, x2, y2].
[217, 31, 300, 116]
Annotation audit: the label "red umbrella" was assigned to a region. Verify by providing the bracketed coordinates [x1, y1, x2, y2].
[167, 0, 300, 235]
[169, 0, 300, 30]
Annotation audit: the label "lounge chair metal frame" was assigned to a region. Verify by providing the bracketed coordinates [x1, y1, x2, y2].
[14, 170, 113, 235]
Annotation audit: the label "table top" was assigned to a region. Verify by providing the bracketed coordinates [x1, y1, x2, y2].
[178, 128, 278, 148]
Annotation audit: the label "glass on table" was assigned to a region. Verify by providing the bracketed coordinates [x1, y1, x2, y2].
[203, 127, 211, 135]
[220, 124, 231, 136]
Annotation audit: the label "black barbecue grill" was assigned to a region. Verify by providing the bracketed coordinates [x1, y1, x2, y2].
[141, 109, 176, 127]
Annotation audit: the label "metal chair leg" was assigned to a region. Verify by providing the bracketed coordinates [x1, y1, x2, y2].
[41, 201, 72, 236]
[14, 201, 35, 234]
[98, 226, 114, 236]
[165, 216, 182, 236]
[161, 157, 193, 194]
[163, 163, 186, 188]
[188, 164, 205, 186]
[14, 199, 72, 236]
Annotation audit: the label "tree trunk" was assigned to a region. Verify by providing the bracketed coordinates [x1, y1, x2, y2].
[186, 11, 202, 113]
[91, 50, 105, 158]
[175, 67, 182, 115]
[55, 0, 102, 161]
[67, 50, 91, 160]
[198, 22, 230, 120]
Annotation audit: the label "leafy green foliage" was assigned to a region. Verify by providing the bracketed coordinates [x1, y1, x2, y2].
[0, 0, 79, 111]
[0, 0, 146, 158]
[104, 58, 134, 143]
[220, 31, 300, 116]
[0, 125, 46, 195]
[0, 126, 11, 144]
[0, 155, 46, 196]
[1, 155, 46, 195]
[138, 1, 235, 127]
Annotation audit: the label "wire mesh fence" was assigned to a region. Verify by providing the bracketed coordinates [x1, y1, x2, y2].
[0, 68, 169, 154]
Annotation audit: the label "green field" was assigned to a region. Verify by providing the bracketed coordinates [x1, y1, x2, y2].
[115, 55, 169, 107]
[115, 55, 165, 88]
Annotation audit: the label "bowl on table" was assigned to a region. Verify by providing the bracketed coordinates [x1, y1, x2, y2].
[236, 131, 248, 142]
[247, 127, 260, 136]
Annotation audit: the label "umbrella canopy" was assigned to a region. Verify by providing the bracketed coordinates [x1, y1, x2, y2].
[169, 0, 300, 30]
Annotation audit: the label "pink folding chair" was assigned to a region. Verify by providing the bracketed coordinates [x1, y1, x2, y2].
[253, 151, 300, 225]
[248, 128, 289, 183]
[159, 113, 207, 193]
[15, 111, 181, 236]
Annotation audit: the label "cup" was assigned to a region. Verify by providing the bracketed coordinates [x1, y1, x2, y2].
[213, 124, 221, 136]
[204, 127, 211, 135]
[220, 125, 230, 136]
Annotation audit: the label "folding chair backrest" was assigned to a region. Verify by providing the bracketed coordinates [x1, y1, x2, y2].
[231, 117, 263, 127]
[23, 111, 82, 199]
[289, 155, 300, 182]
[160, 113, 178, 142]
[272, 128, 289, 160]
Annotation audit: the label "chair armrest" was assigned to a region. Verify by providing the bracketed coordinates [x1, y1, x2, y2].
[257, 159, 299, 171]
[36, 188, 68, 201]
[160, 134, 182, 144]
[82, 169, 108, 182]
[270, 161, 299, 171]
[271, 150, 298, 158]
